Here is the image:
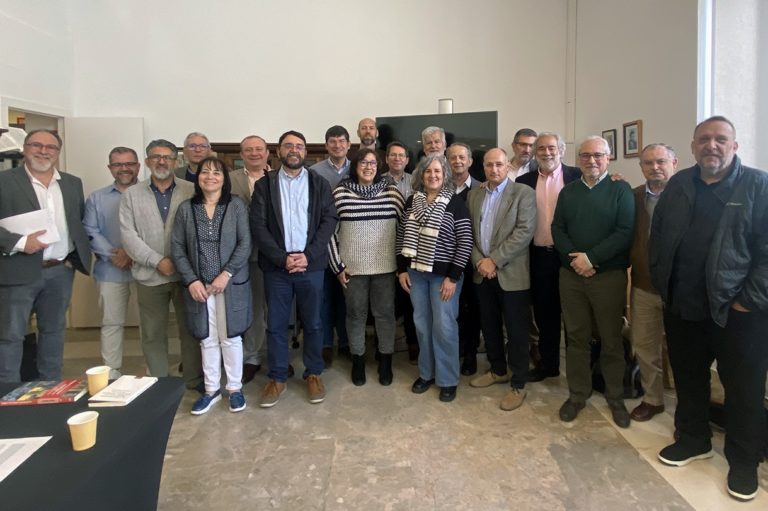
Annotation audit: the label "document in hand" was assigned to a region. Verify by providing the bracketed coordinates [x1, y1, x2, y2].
[0, 209, 61, 244]
[88, 375, 158, 407]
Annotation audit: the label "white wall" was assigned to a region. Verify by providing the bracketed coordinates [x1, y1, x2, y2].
[0, 1, 74, 124]
[712, 0, 768, 170]
[67, 0, 569, 148]
[573, 0, 699, 186]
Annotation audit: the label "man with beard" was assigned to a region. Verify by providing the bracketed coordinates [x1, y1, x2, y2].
[552, 135, 634, 428]
[507, 128, 538, 181]
[421, 126, 447, 157]
[250, 131, 338, 407]
[175, 131, 212, 182]
[83, 146, 141, 380]
[0, 129, 91, 382]
[627, 143, 677, 422]
[230, 135, 271, 383]
[650, 116, 768, 501]
[447, 143, 481, 375]
[516, 132, 581, 382]
[120, 139, 202, 391]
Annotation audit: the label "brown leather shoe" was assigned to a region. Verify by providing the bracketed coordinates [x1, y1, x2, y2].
[630, 401, 665, 422]
[241, 363, 261, 384]
[259, 380, 286, 408]
[307, 375, 326, 404]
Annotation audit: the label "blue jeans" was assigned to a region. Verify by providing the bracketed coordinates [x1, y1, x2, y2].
[264, 270, 324, 382]
[322, 268, 348, 348]
[408, 269, 463, 387]
[0, 265, 74, 382]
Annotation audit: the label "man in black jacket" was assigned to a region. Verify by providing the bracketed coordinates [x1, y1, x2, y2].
[650, 116, 768, 501]
[250, 130, 338, 408]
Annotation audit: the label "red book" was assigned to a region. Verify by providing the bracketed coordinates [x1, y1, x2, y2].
[0, 379, 88, 406]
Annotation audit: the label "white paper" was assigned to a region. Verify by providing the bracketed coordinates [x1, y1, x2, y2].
[0, 209, 60, 244]
[0, 436, 52, 483]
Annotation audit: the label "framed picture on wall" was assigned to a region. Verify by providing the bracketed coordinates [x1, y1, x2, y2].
[602, 129, 617, 160]
[623, 120, 642, 158]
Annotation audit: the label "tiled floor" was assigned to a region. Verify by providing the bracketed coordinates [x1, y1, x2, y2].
[60, 327, 767, 510]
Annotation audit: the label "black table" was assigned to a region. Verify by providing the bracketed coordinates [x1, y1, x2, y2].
[0, 377, 184, 511]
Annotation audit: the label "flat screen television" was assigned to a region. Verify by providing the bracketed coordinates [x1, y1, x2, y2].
[376, 111, 497, 180]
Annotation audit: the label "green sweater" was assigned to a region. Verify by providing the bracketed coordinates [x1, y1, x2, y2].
[551, 176, 635, 272]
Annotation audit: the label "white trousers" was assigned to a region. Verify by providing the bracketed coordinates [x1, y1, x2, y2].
[97, 280, 133, 372]
[201, 294, 243, 392]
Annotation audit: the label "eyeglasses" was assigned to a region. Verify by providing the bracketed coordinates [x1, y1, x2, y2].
[388, 153, 407, 159]
[147, 154, 177, 162]
[359, 160, 378, 168]
[108, 162, 139, 169]
[578, 152, 608, 161]
[186, 143, 211, 151]
[25, 142, 61, 152]
[281, 143, 306, 152]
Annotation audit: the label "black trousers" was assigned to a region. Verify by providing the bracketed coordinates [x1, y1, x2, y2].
[476, 278, 530, 388]
[664, 309, 768, 467]
[530, 246, 564, 372]
[458, 266, 481, 359]
[394, 280, 417, 345]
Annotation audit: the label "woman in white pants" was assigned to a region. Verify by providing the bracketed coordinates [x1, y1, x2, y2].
[172, 157, 252, 414]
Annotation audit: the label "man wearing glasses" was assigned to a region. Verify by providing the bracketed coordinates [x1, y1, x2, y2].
[119, 139, 202, 391]
[551, 136, 635, 428]
[0, 129, 92, 382]
[83, 147, 140, 380]
[250, 131, 338, 407]
[175, 132, 212, 182]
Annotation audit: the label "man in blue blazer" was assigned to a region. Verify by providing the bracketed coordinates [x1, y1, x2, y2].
[0, 129, 91, 382]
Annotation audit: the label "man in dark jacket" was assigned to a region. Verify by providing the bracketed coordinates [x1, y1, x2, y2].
[650, 116, 768, 502]
[250, 130, 338, 408]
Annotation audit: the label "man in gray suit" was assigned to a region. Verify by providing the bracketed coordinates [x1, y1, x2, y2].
[120, 139, 202, 390]
[174, 132, 212, 182]
[467, 147, 536, 411]
[230, 134, 270, 383]
[0, 129, 92, 382]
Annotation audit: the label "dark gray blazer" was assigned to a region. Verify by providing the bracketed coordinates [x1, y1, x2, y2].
[171, 197, 252, 339]
[0, 166, 91, 285]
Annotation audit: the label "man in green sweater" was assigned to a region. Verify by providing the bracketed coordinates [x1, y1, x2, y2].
[551, 136, 635, 428]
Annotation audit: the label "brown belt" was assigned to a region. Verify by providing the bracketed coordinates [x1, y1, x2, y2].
[42, 259, 64, 268]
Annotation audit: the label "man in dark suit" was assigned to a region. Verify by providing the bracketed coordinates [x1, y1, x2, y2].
[467, 148, 536, 410]
[516, 132, 581, 382]
[0, 129, 91, 382]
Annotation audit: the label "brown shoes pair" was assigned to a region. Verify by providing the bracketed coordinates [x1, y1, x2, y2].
[259, 375, 326, 408]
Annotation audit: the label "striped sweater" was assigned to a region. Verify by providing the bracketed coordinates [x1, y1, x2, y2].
[396, 192, 473, 280]
[328, 179, 405, 275]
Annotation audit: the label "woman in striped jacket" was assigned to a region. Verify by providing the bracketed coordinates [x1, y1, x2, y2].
[329, 148, 405, 386]
[397, 154, 473, 402]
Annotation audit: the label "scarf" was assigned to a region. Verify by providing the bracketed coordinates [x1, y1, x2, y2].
[401, 187, 453, 272]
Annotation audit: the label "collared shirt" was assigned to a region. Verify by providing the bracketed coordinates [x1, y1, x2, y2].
[243, 167, 268, 196]
[455, 174, 472, 195]
[83, 182, 133, 282]
[580, 170, 609, 189]
[479, 178, 509, 256]
[310, 158, 350, 189]
[534, 165, 565, 247]
[150, 179, 177, 223]
[508, 161, 531, 181]
[278, 166, 309, 252]
[383, 171, 413, 199]
[14, 166, 73, 261]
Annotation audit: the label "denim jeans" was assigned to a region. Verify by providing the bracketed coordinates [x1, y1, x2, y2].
[408, 269, 463, 387]
[264, 270, 324, 382]
[322, 268, 348, 349]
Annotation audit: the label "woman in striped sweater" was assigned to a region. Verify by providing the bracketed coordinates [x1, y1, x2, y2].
[329, 148, 405, 386]
[397, 154, 473, 402]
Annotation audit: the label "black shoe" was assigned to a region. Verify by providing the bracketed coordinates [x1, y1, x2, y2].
[727, 465, 759, 501]
[351, 354, 366, 386]
[657, 440, 713, 466]
[194, 381, 206, 395]
[527, 367, 560, 382]
[407, 344, 419, 364]
[287, 364, 295, 378]
[559, 399, 585, 422]
[338, 346, 351, 359]
[439, 386, 457, 402]
[608, 401, 631, 428]
[460, 356, 477, 376]
[241, 363, 261, 384]
[411, 377, 435, 394]
[378, 353, 393, 386]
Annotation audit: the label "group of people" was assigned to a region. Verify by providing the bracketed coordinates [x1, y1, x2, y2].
[0, 115, 765, 501]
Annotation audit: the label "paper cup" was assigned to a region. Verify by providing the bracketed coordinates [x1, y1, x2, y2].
[67, 411, 99, 451]
[86, 365, 110, 395]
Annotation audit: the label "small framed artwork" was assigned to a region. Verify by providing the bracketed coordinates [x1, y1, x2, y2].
[602, 129, 617, 160]
[623, 120, 642, 158]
